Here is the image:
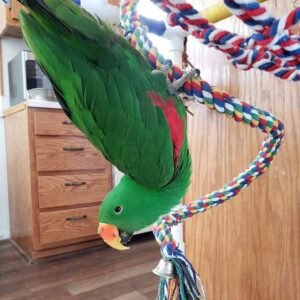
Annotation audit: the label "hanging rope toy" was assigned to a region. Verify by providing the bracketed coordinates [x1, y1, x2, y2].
[121, 0, 285, 299]
[127, 0, 300, 81]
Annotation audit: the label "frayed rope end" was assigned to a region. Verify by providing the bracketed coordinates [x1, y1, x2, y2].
[155, 243, 206, 300]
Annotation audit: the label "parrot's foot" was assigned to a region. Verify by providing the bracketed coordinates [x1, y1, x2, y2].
[152, 63, 200, 96]
[159, 61, 172, 75]
[167, 69, 200, 96]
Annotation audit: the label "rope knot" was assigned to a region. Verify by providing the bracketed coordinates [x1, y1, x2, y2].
[168, 12, 183, 27]
[161, 242, 177, 258]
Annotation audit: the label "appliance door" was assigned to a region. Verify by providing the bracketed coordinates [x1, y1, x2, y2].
[8, 52, 26, 106]
[25, 52, 53, 93]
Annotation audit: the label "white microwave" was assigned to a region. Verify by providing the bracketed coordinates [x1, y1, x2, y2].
[8, 50, 53, 106]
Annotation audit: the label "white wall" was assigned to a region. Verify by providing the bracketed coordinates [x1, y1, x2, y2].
[81, 0, 119, 24]
[0, 37, 28, 240]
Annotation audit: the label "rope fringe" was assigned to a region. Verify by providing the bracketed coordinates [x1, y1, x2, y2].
[158, 244, 201, 300]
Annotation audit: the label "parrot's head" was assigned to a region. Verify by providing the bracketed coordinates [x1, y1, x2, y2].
[98, 175, 168, 251]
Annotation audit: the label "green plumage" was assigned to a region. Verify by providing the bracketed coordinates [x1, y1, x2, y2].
[19, 0, 192, 233]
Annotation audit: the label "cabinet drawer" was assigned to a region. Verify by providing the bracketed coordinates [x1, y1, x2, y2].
[39, 206, 100, 245]
[34, 110, 83, 136]
[38, 172, 111, 208]
[35, 136, 107, 172]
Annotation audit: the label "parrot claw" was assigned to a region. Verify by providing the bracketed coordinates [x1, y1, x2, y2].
[159, 60, 172, 75]
[167, 69, 200, 96]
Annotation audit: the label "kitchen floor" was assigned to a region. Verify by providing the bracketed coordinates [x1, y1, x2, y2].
[0, 235, 160, 300]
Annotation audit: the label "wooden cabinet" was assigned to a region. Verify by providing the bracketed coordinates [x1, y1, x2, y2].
[0, 0, 22, 37]
[5, 106, 112, 261]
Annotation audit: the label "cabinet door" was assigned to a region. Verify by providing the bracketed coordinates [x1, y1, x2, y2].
[10, 0, 22, 20]
[0, 0, 22, 37]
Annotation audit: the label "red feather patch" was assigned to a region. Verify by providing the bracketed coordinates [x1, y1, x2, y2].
[148, 91, 184, 163]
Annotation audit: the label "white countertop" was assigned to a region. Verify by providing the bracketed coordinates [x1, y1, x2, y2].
[27, 99, 62, 109]
[0, 96, 62, 118]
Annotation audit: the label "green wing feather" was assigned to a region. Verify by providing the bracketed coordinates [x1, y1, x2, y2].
[19, 0, 188, 188]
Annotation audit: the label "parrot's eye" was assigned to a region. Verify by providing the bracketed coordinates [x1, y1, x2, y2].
[114, 205, 123, 214]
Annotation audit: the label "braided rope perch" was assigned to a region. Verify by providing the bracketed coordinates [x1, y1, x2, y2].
[130, 0, 300, 81]
[157, 0, 300, 79]
[121, 0, 285, 299]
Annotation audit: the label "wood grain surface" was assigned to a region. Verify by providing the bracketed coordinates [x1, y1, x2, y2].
[10, 0, 22, 20]
[39, 206, 100, 245]
[38, 172, 111, 208]
[0, 236, 159, 300]
[34, 109, 83, 136]
[4, 108, 33, 255]
[184, 1, 300, 299]
[0, 0, 22, 38]
[35, 136, 107, 172]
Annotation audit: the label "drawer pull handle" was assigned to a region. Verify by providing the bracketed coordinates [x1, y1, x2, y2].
[65, 181, 86, 187]
[66, 215, 87, 221]
[63, 147, 85, 152]
[62, 120, 73, 125]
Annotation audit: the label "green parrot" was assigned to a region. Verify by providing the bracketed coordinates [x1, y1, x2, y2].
[17, 0, 191, 250]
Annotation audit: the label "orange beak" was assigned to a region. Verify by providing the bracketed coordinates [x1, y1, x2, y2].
[98, 223, 130, 251]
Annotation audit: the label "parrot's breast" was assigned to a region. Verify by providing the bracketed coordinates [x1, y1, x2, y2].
[148, 91, 185, 163]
